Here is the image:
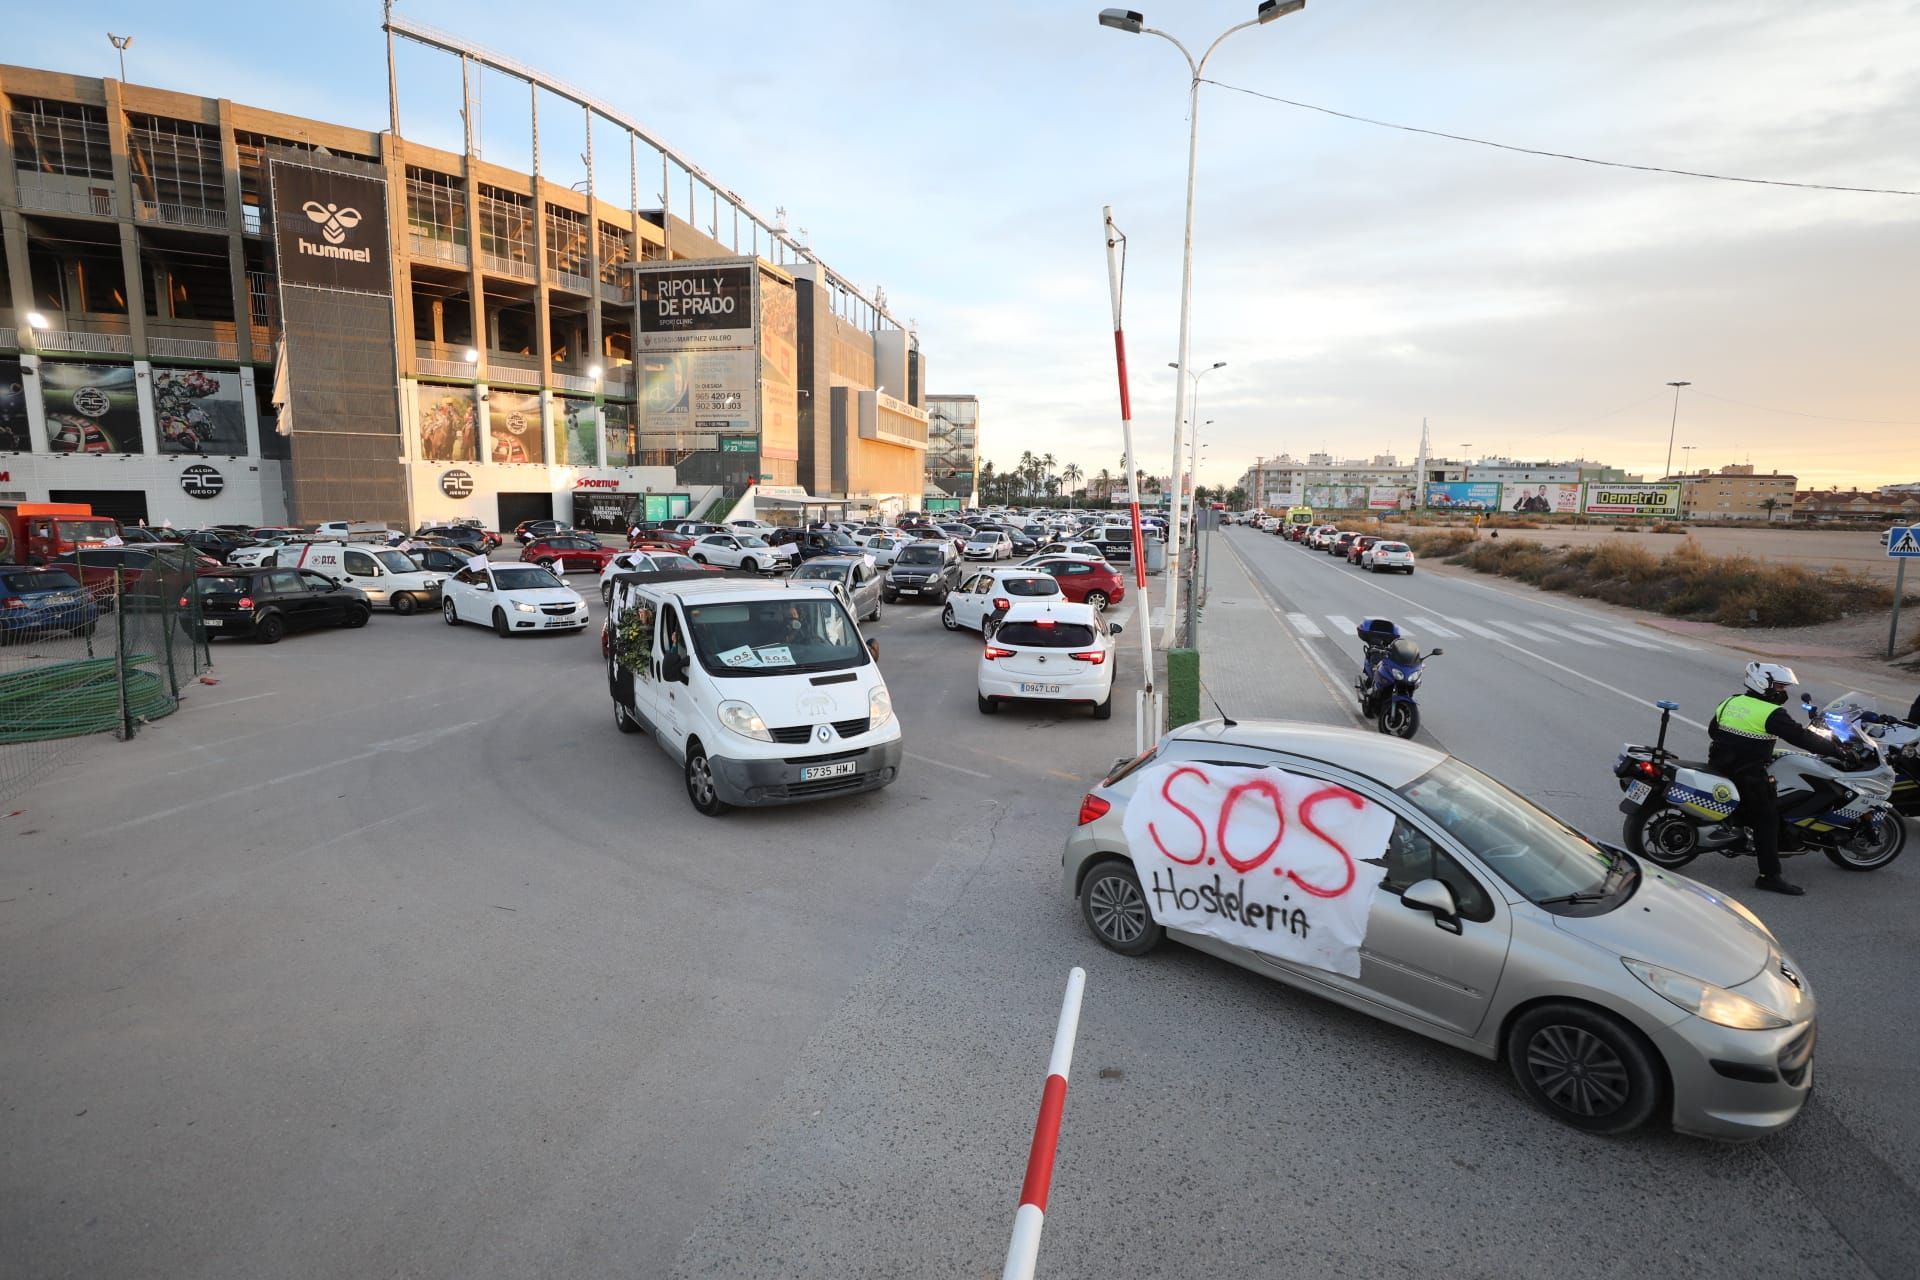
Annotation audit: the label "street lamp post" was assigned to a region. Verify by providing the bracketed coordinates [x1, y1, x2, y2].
[1664, 381, 1691, 478]
[1101, 1, 1305, 648]
[107, 33, 133, 82]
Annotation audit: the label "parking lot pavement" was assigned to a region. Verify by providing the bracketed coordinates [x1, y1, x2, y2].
[0, 572, 1137, 1279]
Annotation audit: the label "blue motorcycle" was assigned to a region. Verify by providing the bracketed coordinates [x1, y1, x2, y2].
[1354, 618, 1441, 738]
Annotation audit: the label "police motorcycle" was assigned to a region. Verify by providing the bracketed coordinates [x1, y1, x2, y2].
[1810, 691, 1920, 818]
[1613, 698, 1905, 872]
[1354, 618, 1441, 739]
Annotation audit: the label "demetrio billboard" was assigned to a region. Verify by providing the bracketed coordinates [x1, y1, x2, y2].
[1583, 482, 1680, 516]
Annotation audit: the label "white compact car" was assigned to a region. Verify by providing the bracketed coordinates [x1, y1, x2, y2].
[1026, 541, 1108, 565]
[728, 519, 778, 535]
[977, 600, 1119, 719]
[963, 530, 1014, 561]
[1363, 540, 1417, 573]
[860, 534, 908, 568]
[599, 548, 708, 602]
[688, 532, 795, 572]
[942, 568, 1066, 634]
[442, 562, 589, 637]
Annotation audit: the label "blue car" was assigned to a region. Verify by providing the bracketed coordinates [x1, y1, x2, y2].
[0, 564, 99, 641]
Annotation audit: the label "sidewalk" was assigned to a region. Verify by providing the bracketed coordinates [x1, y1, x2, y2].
[1176, 531, 1351, 726]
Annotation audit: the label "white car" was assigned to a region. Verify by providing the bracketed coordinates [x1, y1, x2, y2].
[441, 562, 589, 637]
[728, 519, 778, 535]
[963, 530, 1014, 561]
[941, 568, 1066, 635]
[1363, 540, 1417, 574]
[977, 599, 1119, 719]
[688, 532, 794, 573]
[860, 534, 909, 568]
[1026, 541, 1108, 564]
[599, 548, 708, 602]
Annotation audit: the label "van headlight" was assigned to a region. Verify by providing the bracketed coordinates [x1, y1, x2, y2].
[869, 684, 893, 729]
[1623, 958, 1790, 1030]
[512, 600, 539, 614]
[718, 700, 773, 742]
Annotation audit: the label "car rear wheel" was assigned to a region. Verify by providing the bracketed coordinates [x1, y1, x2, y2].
[1506, 1003, 1662, 1135]
[977, 692, 998, 715]
[254, 613, 285, 645]
[613, 699, 641, 735]
[1092, 693, 1113, 720]
[1080, 860, 1162, 956]
[684, 740, 729, 816]
[493, 607, 511, 638]
[1086, 590, 1110, 612]
[443, 598, 460, 626]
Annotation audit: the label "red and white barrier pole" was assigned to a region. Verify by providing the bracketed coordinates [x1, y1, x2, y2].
[1000, 966, 1086, 1280]
[1105, 207, 1158, 753]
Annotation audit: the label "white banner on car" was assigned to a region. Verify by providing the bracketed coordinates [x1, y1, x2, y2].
[1119, 763, 1393, 977]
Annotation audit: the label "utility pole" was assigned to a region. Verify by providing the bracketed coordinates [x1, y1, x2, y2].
[1664, 381, 1691, 478]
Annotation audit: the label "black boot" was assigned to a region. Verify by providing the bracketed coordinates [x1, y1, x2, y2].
[1754, 874, 1805, 896]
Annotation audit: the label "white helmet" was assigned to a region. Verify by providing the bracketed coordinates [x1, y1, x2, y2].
[1744, 661, 1798, 703]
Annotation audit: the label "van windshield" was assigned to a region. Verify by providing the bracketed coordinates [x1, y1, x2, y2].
[684, 597, 867, 675]
[896, 546, 944, 565]
[65, 519, 119, 541]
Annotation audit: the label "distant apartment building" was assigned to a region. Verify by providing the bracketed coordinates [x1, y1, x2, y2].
[1667, 464, 1797, 520]
[1795, 487, 1920, 523]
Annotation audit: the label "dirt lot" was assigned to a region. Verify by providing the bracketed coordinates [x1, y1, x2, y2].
[1383, 521, 1902, 586]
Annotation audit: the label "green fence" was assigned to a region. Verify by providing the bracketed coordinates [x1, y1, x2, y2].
[0, 554, 210, 802]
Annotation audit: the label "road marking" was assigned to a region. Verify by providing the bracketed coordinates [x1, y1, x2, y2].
[192, 691, 281, 709]
[1490, 620, 1557, 643]
[1610, 626, 1700, 651]
[1437, 615, 1503, 639]
[1325, 614, 1358, 636]
[1551, 627, 1608, 646]
[82, 719, 487, 838]
[1573, 623, 1665, 651]
[1219, 540, 1356, 721]
[1285, 612, 1325, 637]
[1406, 615, 1460, 638]
[904, 751, 992, 780]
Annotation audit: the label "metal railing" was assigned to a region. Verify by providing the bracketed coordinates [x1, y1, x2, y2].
[135, 199, 231, 232]
[0, 327, 16, 352]
[479, 251, 535, 281]
[17, 183, 116, 217]
[417, 357, 478, 379]
[551, 268, 593, 296]
[409, 232, 470, 267]
[38, 329, 133, 356]
[148, 336, 241, 362]
[552, 371, 597, 394]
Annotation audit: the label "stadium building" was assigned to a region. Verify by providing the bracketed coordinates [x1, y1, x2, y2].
[0, 23, 929, 533]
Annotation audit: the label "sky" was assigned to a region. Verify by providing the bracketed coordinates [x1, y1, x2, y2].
[15, 0, 1920, 491]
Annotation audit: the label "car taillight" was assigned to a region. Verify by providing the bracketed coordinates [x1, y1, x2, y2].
[238, 596, 254, 610]
[178, 595, 190, 608]
[1077, 793, 1111, 825]
[1069, 650, 1107, 665]
[993, 597, 1010, 611]
[2, 597, 23, 609]
[984, 645, 1016, 660]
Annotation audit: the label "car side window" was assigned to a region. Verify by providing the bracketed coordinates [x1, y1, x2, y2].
[344, 551, 378, 575]
[1375, 818, 1496, 923]
[266, 570, 304, 595]
[300, 571, 335, 590]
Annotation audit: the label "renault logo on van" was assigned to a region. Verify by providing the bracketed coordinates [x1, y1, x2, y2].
[302, 200, 362, 245]
[816, 725, 832, 743]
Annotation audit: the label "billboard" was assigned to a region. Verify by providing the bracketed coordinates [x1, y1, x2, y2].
[635, 261, 759, 473]
[1583, 482, 1681, 517]
[487, 390, 545, 465]
[0, 356, 27, 451]
[637, 264, 754, 338]
[269, 161, 393, 294]
[153, 366, 247, 455]
[42, 361, 142, 453]
[416, 386, 477, 461]
[591, 400, 627, 467]
[1425, 481, 1501, 511]
[1368, 486, 1413, 510]
[1305, 483, 1370, 509]
[1506, 482, 1582, 514]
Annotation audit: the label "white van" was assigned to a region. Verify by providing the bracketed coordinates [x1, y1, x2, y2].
[605, 571, 902, 814]
[272, 543, 446, 615]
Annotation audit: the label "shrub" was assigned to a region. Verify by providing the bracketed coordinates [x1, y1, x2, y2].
[1404, 529, 1476, 558]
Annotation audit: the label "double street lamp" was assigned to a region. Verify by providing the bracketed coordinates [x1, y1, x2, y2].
[1101, 1, 1305, 646]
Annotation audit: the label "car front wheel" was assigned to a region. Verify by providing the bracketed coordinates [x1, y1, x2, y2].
[391, 592, 418, 616]
[443, 598, 460, 626]
[493, 607, 511, 638]
[1080, 860, 1162, 956]
[1506, 1003, 1662, 1135]
[941, 604, 960, 631]
[684, 740, 729, 816]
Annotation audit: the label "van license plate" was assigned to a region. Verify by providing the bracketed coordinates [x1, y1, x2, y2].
[1625, 780, 1651, 803]
[801, 760, 857, 782]
[1019, 682, 1062, 694]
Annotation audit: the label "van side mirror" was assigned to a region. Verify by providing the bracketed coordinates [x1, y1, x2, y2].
[1401, 878, 1461, 932]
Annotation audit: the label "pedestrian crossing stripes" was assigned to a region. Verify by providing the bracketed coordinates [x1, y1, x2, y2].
[1406, 616, 1460, 638]
[1434, 616, 1503, 639]
[1572, 624, 1665, 651]
[1277, 610, 1709, 658]
[1285, 612, 1324, 637]
[1490, 620, 1557, 643]
[1326, 615, 1358, 637]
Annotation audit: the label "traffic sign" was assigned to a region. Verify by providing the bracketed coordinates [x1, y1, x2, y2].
[1889, 526, 1920, 557]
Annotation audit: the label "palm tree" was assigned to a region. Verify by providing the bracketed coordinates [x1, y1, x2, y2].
[1094, 467, 1112, 507]
[977, 459, 996, 506]
[1062, 463, 1084, 508]
[1017, 450, 1038, 500]
[1760, 497, 1781, 523]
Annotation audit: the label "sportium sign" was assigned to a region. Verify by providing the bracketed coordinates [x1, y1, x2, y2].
[268, 161, 392, 294]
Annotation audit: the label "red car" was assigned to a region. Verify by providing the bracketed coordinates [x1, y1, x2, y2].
[1024, 556, 1127, 612]
[521, 535, 617, 574]
[1346, 534, 1381, 564]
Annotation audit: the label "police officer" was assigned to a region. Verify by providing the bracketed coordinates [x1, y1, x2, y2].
[1709, 661, 1852, 895]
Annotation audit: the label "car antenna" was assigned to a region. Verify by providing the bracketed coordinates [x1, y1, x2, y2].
[1203, 683, 1237, 727]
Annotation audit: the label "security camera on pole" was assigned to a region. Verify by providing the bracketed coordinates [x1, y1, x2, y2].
[1098, 1, 1306, 647]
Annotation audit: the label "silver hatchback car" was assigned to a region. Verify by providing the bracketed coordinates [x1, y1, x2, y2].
[1064, 720, 1816, 1140]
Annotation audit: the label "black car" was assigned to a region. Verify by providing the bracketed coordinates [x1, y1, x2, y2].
[1329, 531, 1359, 557]
[770, 528, 864, 562]
[883, 540, 963, 603]
[178, 528, 258, 561]
[189, 566, 371, 643]
[417, 524, 489, 553]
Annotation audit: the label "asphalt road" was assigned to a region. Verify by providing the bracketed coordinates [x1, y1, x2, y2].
[4, 539, 1917, 1278]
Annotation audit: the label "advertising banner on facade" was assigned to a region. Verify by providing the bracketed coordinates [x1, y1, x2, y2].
[416, 385, 477, 462]
[487, 390, 545, 465]
[593, 400, 627, 467]
[1305, 483, 1371, 509]
[1368, 486, 1413, 510]
[42, 362, 142, 453]
[1506, 481, 1582, 514]
[1583, 482, 1680, 517]
[758, 268, 798, 465]
[153, 366, 246, 455]
[1424, 481, 1502, 511]
[0, 356, 27, 451]
[637, 264, 754, 340]
[634, 261, 758, 474]
[269, 161, 393, 294]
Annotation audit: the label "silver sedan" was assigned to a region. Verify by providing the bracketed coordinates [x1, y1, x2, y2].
[1063, 720, 1816, 1140]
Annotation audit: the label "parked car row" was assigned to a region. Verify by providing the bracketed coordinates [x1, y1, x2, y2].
[1302, 524, 1418, 573]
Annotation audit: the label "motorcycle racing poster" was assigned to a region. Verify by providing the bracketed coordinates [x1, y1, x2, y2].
[0, 356, 27, 451]
[416, 385, 477, 462]
[488, 389, 545, 466]
[41, 361, 143, 453]
[153, 367, 246, 455]
[1119, 763, 1393, 977]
